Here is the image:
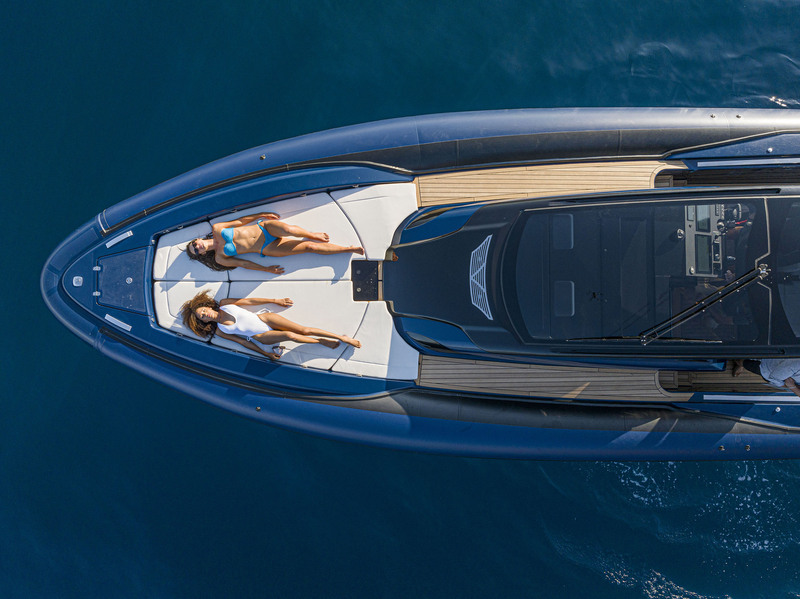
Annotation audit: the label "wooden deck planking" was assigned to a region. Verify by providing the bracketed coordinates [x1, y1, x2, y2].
[418, 356, 691, 401]
[416, 161, 684, 206]
[659, 363, 776, 393]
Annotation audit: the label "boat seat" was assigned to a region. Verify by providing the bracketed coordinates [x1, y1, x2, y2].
[207, 192, 360, 281]
[331, 183, 418, 260]
[151, 184, 420, 379]
[330, 301, 420, 380]
[152, 192, 360, 283]
[153, 222, 229, 282]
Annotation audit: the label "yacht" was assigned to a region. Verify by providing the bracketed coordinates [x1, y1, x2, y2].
[41, 108, 800, 459]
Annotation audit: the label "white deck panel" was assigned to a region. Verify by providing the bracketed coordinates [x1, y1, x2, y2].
[153, 222, 228, 281]
[153, 280, 230, 340]
[331, 183, 418, 260]
[210, 280, 368, 368]
[210, 193, 360, 281]
[331, 302, 419, 380]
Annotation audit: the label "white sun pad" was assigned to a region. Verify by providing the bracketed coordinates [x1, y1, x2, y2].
[331, 183, 419, 260]
[152, 184, 421, 379]
[153, 222, 229, 282]
[331, 302, 419, 380]
[209, 193, 360, 281]
[153, 280, 230, 340]
[209, 280, 367, 368]
[153, 193, 360, 283]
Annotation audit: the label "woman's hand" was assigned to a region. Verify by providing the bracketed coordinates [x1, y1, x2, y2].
[260, 212, 280, 220]
[264, 265, 285, 274]
[785, 377, 800, 397]
[272, 298, 293, 307]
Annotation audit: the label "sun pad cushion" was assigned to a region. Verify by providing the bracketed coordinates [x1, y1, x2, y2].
[153, 222, 229, 282]
[153, 280, 230, 340]
[208, 193, 360, 281]
[152, 184, 420, 379]
[208, 280, 367, 369]
[331, 183, 418, 261]
[331, 302, 419, 380]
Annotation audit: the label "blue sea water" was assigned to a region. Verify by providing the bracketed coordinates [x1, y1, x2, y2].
[5, 1, 800, 597]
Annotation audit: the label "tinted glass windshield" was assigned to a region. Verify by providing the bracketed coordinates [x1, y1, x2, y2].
[504, 197, 774, 345]
[777, 200, 800, 340]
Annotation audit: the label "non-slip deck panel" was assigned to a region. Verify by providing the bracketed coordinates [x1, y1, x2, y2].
[418, 356, 691, 401]
[415, 160, 684, 206]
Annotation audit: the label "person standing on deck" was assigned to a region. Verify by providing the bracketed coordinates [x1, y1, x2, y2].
[733, 358, 800, 397]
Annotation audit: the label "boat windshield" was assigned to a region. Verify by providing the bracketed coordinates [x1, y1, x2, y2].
[502, 195, 797, 347]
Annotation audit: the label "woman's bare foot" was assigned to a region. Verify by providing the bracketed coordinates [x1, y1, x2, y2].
[732, 359, 744, 377]
[319, 338, 340, 349]
[341, 335, 361, 349]
[307, 232, 330, 242]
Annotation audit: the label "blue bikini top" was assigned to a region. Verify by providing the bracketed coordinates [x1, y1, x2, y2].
[221, 227, 237, 256]
[220, 220, 277, 257]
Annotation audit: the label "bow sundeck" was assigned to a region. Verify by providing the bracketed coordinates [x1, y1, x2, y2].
[41, 108, 800, 459]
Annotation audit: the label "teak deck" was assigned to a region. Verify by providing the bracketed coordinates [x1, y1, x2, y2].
[418, 356, 688, 401]
[659, 364, 774, 393]
[415, 160, 684, 206]
[418, 357, 776, 401]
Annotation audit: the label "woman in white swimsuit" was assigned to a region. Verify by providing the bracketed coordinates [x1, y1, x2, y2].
[180, 291, 361, 360]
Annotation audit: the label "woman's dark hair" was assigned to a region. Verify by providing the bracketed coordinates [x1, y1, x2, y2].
[185, 233, 235, 272]
[180, 290, 220, 338]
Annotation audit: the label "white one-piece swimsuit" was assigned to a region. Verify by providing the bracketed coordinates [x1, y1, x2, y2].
[217, 304, 271, 341]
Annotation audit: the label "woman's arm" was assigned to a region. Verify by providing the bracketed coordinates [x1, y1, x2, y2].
[215, 330, 280, 360]
[783, 377, 800, 397]
[215, 254, 285, 274]
[213, 212, 280, 229]
[229, 297, 293, 307]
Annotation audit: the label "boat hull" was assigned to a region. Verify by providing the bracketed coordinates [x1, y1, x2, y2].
[42, 108, 800, 459]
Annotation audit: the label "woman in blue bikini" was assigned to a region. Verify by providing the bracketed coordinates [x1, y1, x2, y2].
[185, 212, 364, 272]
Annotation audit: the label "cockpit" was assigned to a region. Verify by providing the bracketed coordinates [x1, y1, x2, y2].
[500, 192, 800, 353]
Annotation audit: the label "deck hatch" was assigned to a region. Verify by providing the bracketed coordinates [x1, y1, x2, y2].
[352, 260, 380, 301]
[97, 248, 147, 313]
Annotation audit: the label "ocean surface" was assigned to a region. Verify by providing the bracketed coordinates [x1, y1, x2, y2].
[5, 1, 800, 597]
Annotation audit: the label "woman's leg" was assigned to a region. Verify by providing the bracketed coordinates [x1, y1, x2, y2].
[253, 329, 340, 349]
[263, 313, 361, 348]
[743, 359, 763, 376]
[263, 220, 329, 242]
[733, 359, 763, 377]
[265, 238, 364, 257]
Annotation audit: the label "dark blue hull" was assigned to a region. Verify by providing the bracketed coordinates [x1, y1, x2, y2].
[42, 108, 800, 459]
